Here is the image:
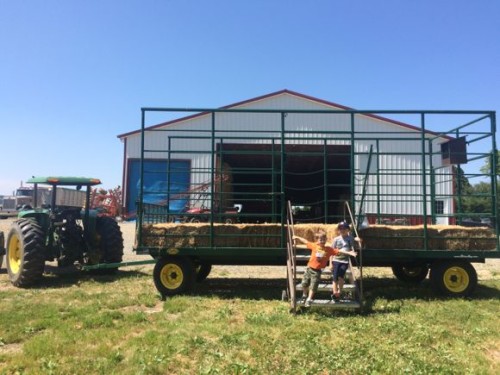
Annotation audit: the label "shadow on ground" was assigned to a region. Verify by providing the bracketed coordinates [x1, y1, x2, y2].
[350, 277, 499, 316]
[4, 266, 499, 313]
[13, 266, 154, 289]
[193, 277, 287, 301]
[192, 275, 500, 315]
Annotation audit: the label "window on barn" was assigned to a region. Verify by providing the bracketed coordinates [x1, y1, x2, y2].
[434, 200, 444, 214]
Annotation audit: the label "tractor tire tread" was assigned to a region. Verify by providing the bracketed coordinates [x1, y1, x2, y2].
[95, 217, 124, 266]
[8, 219, 45, 287]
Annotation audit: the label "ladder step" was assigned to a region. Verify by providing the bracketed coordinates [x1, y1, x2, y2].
[295, 255, 310, 262]
[295, 265, 353, 275]
[295, 298, 361, 309]
[295, 283, 356, 292]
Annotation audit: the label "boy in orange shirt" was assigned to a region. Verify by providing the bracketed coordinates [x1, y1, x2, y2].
[293, 230, 357, 307]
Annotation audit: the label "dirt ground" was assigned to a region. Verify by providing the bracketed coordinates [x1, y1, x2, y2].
[1, 217, 499, 280]
[0, 218, 288, 279]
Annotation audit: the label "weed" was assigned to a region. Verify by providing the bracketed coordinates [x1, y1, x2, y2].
[0, 272, 498, 374]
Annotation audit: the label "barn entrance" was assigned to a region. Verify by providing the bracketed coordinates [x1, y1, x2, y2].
[218, 143, 351, 223]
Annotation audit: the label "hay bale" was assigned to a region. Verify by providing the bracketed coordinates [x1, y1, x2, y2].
[359, 225, 425, 250]
[433, 226, 496, 251]
[141, 223, 341, 249]
[359, 224, 497, 251]
[141, 222, 497, 252]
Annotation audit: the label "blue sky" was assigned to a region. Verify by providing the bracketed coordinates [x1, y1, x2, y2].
[1, 0, 499, 195]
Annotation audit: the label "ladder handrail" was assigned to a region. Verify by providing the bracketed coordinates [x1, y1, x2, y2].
[356, 145, 373, 230]
[344, 201, 364, 304]
[286, 201, 297, 312]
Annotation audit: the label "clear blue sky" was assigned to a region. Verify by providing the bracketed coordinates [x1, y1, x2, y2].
[1, 0, 499, 195]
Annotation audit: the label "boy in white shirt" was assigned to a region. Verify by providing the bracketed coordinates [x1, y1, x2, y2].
[330, 221, 361, 301]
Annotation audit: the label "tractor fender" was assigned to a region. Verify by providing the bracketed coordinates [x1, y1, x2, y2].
[17, 209, 51, 232]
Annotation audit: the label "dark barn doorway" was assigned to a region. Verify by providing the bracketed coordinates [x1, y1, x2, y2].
[218, 143, 351, 223]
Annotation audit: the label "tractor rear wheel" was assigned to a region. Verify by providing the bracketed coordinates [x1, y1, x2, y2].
[93, 217, 124, 273]
[6, 219, 45, 287]
[153, 256, 195, 297]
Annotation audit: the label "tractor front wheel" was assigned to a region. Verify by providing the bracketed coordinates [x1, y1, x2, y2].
[6, 219, 45, 287]
[430, 260, 477, 297]
[153, 256, 195, 297]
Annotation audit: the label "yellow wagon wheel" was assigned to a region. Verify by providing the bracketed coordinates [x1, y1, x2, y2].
[153, 256, 195, 297]
[430, 260, 477, 297]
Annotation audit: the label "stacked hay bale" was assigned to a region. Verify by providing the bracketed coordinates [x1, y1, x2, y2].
[359, 224, 497, 251]
[141, 223, 339, 249]
[140, 223, 497, 251]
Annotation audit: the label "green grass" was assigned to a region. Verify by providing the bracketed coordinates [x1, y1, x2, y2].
[0, 268, 499, 374]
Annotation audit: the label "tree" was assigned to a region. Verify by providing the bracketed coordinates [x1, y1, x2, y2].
[480, 150, 500, 178]
[459, 154, 499, 219]
[460, 182, 494, 216]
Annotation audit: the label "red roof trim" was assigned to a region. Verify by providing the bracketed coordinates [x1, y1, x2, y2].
[117, 89, 293, 139]
[117, 89, 441, 139]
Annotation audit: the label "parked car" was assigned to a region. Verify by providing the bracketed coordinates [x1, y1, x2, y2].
[480, 218, 493, 227]
[461, 218, 491, 227]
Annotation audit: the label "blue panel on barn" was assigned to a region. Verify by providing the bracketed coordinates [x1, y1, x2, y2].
[126, 159, 190, 218]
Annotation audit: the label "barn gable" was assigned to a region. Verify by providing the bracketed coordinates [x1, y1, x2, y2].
[118, 90, 452, 222]
[118, 89, 425, 139]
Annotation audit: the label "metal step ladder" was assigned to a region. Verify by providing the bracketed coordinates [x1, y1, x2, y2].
[284, 201, 363, 313]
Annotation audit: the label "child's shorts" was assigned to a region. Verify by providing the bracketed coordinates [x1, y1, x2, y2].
[332, 262, 348, 281]
[302, 267, 322, 292]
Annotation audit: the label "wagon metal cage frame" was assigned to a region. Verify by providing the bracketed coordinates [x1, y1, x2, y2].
[134, 107, 499, 261]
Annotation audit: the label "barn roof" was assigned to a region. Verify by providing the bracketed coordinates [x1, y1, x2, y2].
[117, 89, 436, 140]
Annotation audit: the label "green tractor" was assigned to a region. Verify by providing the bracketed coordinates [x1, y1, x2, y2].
[4, 176, 124, 287]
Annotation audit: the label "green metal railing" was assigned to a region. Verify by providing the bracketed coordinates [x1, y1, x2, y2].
[135, 108, 499, 257]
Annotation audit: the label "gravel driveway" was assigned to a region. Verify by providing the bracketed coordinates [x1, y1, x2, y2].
[1, 217, 498, 280]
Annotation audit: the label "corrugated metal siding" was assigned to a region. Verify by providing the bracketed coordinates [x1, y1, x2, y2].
[123, 93, 453, 216]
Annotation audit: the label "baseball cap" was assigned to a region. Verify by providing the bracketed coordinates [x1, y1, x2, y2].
[337, 221, 350, 230]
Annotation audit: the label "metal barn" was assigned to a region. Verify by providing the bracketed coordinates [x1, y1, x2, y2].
[117, 90, 496, 227]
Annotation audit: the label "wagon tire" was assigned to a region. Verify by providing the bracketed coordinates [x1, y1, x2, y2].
[281, 289, 289, 302]
[430, 260, 477, 297]
[6, 219, 45, 287]
[153, 256, 195, 297]
[195, 263, 212, 282]
[392, 264, 429, 284]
